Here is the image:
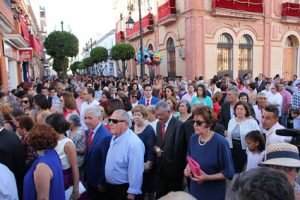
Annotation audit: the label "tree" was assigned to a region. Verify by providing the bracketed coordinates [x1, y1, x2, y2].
[111, 43, 135, 77]
[82, 57, 92, 69]
[70, 61, 81, 75]
[77, 63, 85, 74]
[90, 47, 108, 76]
[44, 31, 79, 79]
[52, 57, 69, 76]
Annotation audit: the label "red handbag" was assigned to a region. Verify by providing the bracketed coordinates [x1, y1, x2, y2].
[187, 156, 203, 176]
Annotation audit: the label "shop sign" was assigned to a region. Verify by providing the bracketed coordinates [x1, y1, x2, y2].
[19, 49, 33, 61]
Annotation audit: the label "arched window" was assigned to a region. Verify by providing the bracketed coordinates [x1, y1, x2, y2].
[148, 43, 153, 51]
[217, 33, 233, 77]
[238, 34, 253, 78]
[285, 36, 294, 47]
[167, 38, 176, 77]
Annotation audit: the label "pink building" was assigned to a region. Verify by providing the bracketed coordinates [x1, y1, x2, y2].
[114, 0, 300, 81]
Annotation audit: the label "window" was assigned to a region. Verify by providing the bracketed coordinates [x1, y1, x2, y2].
[217, 33, 233, 77]
[285, 36, 294, 47]
[238, 34, 253, 78]
[167, 38, 176, 77]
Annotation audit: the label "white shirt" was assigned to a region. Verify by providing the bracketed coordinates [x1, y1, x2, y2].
[0, 163, 18, 200]
[245, 149, 265, 171]
[147, 119, 159, 135]
[55, 137, 75, 170]
[268, 93, 283, 116]
[253, 105, 263, 131]
[80, 99, 100, 130]
[261, 90, 272, 100]
[263, 122, 292, 147]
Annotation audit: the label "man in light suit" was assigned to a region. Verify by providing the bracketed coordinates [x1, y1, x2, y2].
[138, 84, 160, 106]
[84, 105, 112, 200]
[154, 101, 186, 198]
[0, 112, 24, 199]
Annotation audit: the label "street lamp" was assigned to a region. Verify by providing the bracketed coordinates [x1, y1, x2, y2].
[126, 0, 144, 78]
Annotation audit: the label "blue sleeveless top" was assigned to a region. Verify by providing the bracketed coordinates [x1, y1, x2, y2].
[23, 149, 65, 200]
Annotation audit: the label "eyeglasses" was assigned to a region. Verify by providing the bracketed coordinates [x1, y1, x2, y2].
[108, 118, 126, 124]
[22, 100, 29, 103]
[131, 96, 138, 99]
[192, 120, 206, 126]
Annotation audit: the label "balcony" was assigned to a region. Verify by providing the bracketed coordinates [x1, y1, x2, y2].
[281, 2, 300, 23]
[29, 34, 42, 58]
[116, 31, 124, 42]
[157, 0, 176, 26]
[211, 0, 264, 19]
[126, 13, 154, 39]
[0, 0, 14, 33]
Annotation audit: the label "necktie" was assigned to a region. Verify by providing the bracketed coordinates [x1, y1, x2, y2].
[146, 99, 150, 106]
[161, 122, 166, 140]
[88, 130, 94, 150]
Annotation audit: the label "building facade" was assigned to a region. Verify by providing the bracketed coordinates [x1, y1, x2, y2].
[114, 0, 300, 81]
[81, 29, 117, 77]
[0, 0, 45, 90]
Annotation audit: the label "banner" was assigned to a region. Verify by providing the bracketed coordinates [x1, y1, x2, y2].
[19, 49, 32, 61]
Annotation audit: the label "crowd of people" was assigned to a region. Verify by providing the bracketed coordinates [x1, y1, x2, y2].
[0, 72, 300, 200]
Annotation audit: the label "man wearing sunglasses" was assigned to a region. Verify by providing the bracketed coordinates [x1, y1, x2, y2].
[105, 109, 145, 200]
[154, 101, 186, 198]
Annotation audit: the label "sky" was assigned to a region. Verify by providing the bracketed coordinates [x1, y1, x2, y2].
[30, 0, 115, 53]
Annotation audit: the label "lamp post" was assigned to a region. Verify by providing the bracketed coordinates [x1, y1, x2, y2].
[61, 21, 64, 31]
[126, 0, 144, 78]
[90, 38, 93, 51]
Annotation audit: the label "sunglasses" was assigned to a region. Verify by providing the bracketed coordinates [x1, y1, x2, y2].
[22, 100, 29, 103]
[192, 120, 206, 126]
[131, 96, 138, 99]
[108, 118, 126, 124]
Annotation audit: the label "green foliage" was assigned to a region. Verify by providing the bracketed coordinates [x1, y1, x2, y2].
[70, 61, 81, 74]
[111, 43, 135, 62]
[44, 31, 79, 58]
[111, 43, 135, 77]
[52, 57, 69, 76]
[78, 62, 85, 70]
[90, 47, 108, 64]
[82, 57, 92, 68]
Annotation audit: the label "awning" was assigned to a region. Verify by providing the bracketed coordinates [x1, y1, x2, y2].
[3, 33, 28, 48]
[19, 15, 30, 43]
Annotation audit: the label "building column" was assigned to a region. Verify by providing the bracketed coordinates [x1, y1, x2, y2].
[0, 33, 8, 88]
[17, 61, 22, 84]
[185, 14, 205, 80]
[263, 1, 272, 77]
[184, 0, 205, 80]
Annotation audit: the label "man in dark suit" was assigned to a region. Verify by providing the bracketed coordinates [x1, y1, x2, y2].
[0, 112, 24, 199]
[84, 105, 112, 200]
[219, 86, 240, 130]
[256, 73, 266, 93]
[138, 84, 160, 106]
[154, 101, 186, 198]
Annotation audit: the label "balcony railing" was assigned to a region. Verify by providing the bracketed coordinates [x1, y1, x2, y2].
[126, 13, 154, 38]
[158, 0, 176, 21]
[282, 2, 300, 17]
[0, 0, 14, 26]
[212, 0, 263, 13]
[116, 31, 124, 42]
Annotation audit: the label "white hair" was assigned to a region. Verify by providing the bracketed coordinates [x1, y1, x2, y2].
[84, 105, 104, 119]
[155, 101, 170, 112]
[113, 109, 130, 124]
[159, 192, 196, 200]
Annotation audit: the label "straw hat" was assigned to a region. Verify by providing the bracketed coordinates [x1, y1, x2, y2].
[260, 143, 300, 168]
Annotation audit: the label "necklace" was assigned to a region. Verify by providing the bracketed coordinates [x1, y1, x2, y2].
[198, 131, 214, 146]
